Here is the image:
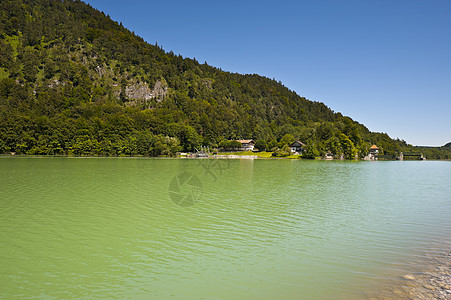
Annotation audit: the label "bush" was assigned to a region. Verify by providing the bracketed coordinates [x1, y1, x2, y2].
[254, 140, 267, 152]
[219, 140, 231, 149]
[230, 140, 242, 149]
[271, 145, 291, 157]
[303, 144, 320, 159]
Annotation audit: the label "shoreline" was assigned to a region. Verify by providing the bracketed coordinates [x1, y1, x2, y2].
[2, 153, 449, 161]
[366, 242, 451, 299]
[0, 154, 451, 162]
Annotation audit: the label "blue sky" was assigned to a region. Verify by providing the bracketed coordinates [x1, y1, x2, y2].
[84, 0, 451, 146]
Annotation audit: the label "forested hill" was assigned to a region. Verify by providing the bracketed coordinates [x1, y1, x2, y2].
[0, 0, 438, 158]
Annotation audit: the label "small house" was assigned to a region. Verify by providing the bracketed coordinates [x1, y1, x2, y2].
[237, 140, 255, 151]
[368, 145, 379, 160]
[290, 140, 306, 154]
[369, 145, 379, 155]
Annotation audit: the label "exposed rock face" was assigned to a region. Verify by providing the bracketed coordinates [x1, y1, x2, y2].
[95, 65, 107, 77]
[126, 82, 153, 101]
[150, 80, 168, 101]
[125, 79, 168, 108]
[48, 79, 64, 88]
[202, 78, 213, 89]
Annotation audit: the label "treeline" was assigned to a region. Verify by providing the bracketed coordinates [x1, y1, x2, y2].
[0, 94, 183, 156]
[414, 146, 451, 160]
[0, 0, 448, 159]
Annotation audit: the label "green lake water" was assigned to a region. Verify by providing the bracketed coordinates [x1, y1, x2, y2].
[1, 157, 450, 299]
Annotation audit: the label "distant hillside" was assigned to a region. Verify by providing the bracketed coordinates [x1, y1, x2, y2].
[444, 142, 451, 148]
[0, 0, 441, 158]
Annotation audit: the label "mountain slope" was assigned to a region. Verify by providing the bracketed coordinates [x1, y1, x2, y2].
[0, 0, 419, 157]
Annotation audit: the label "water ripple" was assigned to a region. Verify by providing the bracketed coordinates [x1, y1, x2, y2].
[1, 158, 450, 299]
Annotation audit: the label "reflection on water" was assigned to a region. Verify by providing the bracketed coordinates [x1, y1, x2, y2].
[0, 158, 450, 299]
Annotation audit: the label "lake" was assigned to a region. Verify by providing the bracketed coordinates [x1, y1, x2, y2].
[1, 157, 450, 299]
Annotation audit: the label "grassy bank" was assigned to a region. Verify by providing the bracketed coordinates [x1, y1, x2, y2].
[215, 151, 274, 158]
[213, 151, 303, 159]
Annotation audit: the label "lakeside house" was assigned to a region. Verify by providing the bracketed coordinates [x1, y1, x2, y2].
[289, 140, 306, 154]
[368, 145, 379, 160]
[237, 140, 255, 151]
[370, 145, 379, 155]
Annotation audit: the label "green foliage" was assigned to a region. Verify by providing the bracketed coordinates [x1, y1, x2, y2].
[267, 140, 278, 152]
[271, 145, 291, 157]
[230, 140, 242, 149]
[303, 143, 320, 159]
[412, 145, 451, 160]
[254, 140, 267, 152]
[218, 140, 231, 150]
[218, 140, 242, 150]
[280, 134, 295, 146]
[338, 133, 358, 160]
[0, 0, 446, 159]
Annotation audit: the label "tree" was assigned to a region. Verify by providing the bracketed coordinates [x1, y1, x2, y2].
[317, 122, 334, 141]
[303, 143, 320, 159]
[325, 135, 341, 156]
[267, 140, 278, 151]
[230, 140, 242, 150]
[280, 133, 295, 146]
[254, 140, 267, 152]
[219, 140, 231, 150]
[339, 133, 357, 159]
